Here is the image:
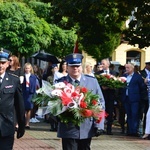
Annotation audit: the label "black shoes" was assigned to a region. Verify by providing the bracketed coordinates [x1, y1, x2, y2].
[107, 131, 113, 135]
[25, 126, 30, 129]
[126, 133, 139, 137]
[49, 128, 57, 132]
[15, 127, 18, 132]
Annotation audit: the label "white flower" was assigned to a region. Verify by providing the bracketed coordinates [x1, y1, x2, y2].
[78, 93, 84, 105]
[63, 87, 73, 97]
[54, 82, 66, 89]
[113, 76, 117, 80]
[51, 89, 62, 96]
[101, 73, 107, 75]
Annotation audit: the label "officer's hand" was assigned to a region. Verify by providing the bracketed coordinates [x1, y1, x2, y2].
[17, 126, 25, 139]
[94, 128, 104, 137]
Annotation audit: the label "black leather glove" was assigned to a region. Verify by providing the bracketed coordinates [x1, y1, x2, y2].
[17, 126, 25, 139]
[94, 128, 104, 137]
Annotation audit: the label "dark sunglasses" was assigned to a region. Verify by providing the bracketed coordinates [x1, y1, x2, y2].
[9, 59, 13, 62]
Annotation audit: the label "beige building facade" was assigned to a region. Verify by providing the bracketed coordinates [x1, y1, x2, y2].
[112, 43, 150, 69]
[82, 43, 150, 70]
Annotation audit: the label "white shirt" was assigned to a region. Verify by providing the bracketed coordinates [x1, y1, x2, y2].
[0, 72, 5, 80]
[126, 73, 134, 96]
[103, 69, 109, 74]
[54, 72, 68, 83]
[69, 75, 81, 83]
[25, 73, 31, 87]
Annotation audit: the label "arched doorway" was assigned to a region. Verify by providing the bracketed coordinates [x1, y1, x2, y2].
[126, 50, 141, 67]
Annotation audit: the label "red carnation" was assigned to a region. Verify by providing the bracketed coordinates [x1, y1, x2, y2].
[91, 100, 97, 105]
[96, 117, 102, 123]
[80, 101, 87, 108]
[82, 109, 93, 117]
[71, 92, 78, 97]
[81, 87, 88, 93]
[105, 74, 111, 79]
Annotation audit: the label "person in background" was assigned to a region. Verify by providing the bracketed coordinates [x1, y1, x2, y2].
[29, 64, 42, 123]
[118, 65, 126, 77]
[33, 64, 43, 87]
[22, 63, 37, 129]
[83, 62, 95, 77]
[42, 62, 53, 81]
[142, 75, 150, 139]
[117, 65, 126, 134]
[121, 63, 144, 136]
[47, 64, 58, 84]
[56, 53, 105, 150]
[138, 61, 150, 131]
[109, 64, 119, 122]
[54, 60, 68, 82]
[0, 50, 25, 149]
[109, 64, 118, 77]
[7, 55, 24, 84]
[46, 64, 59, 131]
[7, 55, 24, 131]
[94, 62, 103, 74]
[95, 58, 116, 135]
[134, 65, 140, 73]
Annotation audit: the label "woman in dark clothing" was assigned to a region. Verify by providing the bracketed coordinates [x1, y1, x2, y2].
[7, 55, 24, 130]
[7, 55, 24, 84]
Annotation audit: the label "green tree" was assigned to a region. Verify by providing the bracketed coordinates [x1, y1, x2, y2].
[0, 2, 52, 57]
[123, 0, 150, 48]
[27, 1, 77, 58]
[46, 24, 76, 59]
[42, 0, 131, 60]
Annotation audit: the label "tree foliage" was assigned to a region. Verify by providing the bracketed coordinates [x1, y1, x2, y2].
[123, 0, 150, 48]
[47, 24, 76, 59]
[1, 0, 147, 60]
[44, 0, 133, 60]
[0, 2, 52, 57]
[27, 1, 77, 58]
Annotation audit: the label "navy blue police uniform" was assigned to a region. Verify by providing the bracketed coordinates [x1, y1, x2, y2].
[0, 50, 25, 150]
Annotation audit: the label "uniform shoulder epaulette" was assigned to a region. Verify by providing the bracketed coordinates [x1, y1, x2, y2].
[8, 73, 19, 78]
[84, 74, 96, 79]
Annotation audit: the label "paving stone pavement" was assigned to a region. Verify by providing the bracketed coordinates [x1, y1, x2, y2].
[13, 119, 150, 150]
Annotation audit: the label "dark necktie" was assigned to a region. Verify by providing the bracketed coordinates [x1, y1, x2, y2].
[75, 80, 80, 86]
[105, 70, 108, 74]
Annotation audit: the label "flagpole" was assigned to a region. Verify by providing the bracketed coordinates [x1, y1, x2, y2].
[73, 40, 78, 53]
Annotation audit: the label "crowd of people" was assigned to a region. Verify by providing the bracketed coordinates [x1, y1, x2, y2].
[0, 49, 150, 150]
[23, 54, 150, 139]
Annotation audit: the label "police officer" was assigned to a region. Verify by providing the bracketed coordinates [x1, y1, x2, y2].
[56, 53, 105, 150]
[0, 49, 25, 150]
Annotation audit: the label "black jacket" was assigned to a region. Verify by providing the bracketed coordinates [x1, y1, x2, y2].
[0, 72, 25, 136]
[138, 69, 149, 101]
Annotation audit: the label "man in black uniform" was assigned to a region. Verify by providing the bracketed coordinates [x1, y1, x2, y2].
[0, 49, 25, 150]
